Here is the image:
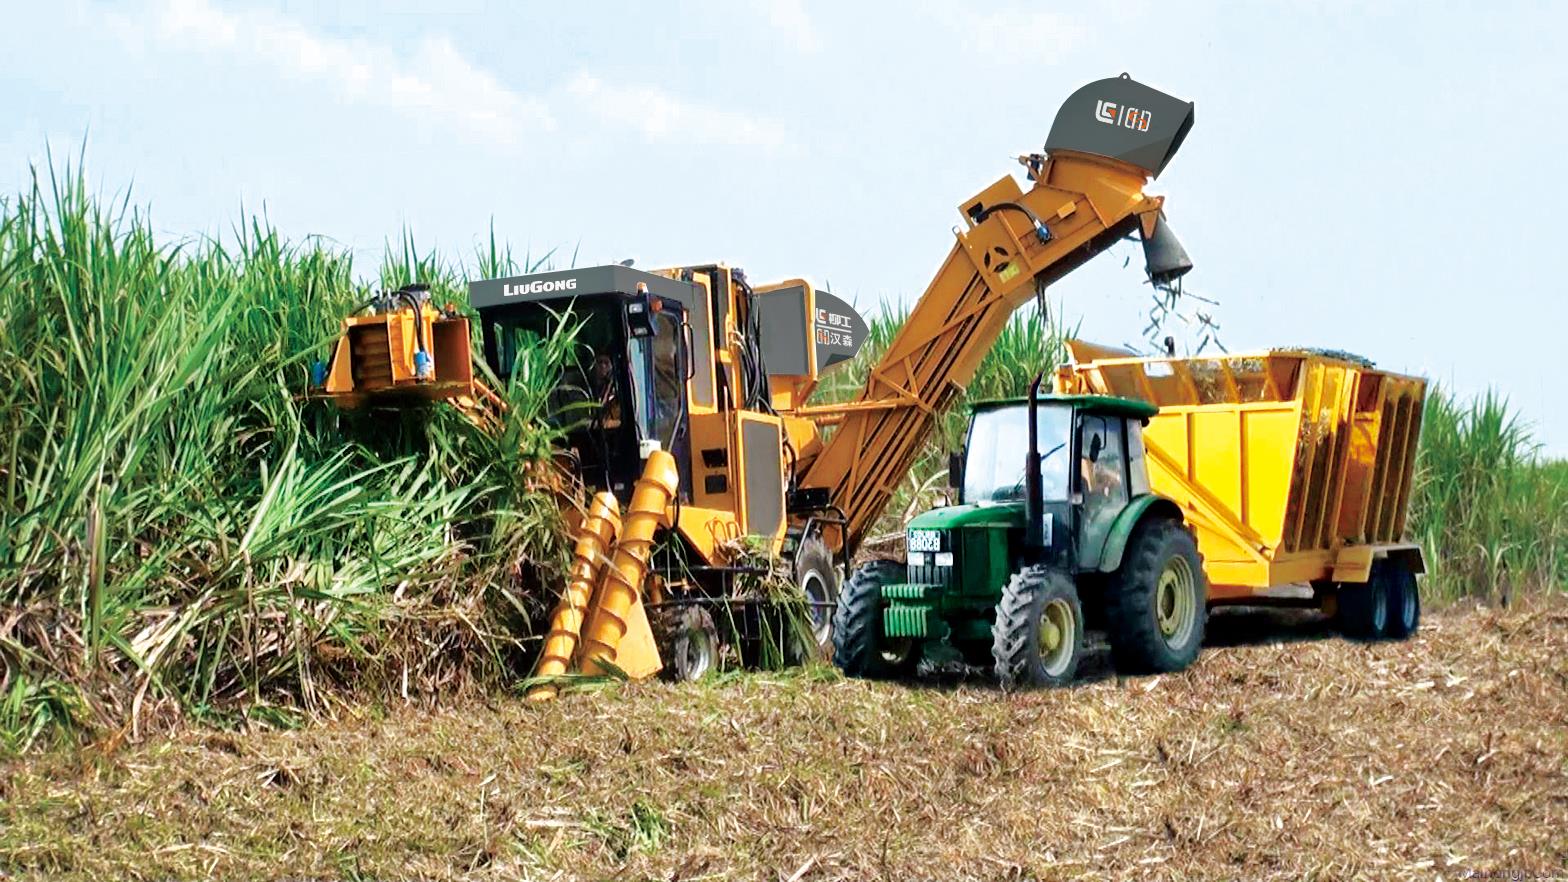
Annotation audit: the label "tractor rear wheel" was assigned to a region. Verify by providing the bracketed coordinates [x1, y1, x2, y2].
[993, 565, 1084, 689]
[1381, 558, 1421, 640]
[1107, 518, 1208, 674]
[832, 560, 919, 678]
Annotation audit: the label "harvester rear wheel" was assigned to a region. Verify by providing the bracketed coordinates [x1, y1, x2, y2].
[832, 560, 918, 678]
[1107, 518, 1208, 674]
[992, 565, 1084, 689]
[793, 534, 840, 660]
[1380, 559, 1421, 640]
[653, 606, 720, 682]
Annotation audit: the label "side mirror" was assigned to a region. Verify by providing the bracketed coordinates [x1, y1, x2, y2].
[947, 450, 964, 491]
[1088, 433, 1104, 463]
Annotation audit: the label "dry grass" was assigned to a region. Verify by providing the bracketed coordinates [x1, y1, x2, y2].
[2, 598, 1566, 881]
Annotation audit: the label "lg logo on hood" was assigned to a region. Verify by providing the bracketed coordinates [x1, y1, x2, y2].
[503, 278, 579, 297]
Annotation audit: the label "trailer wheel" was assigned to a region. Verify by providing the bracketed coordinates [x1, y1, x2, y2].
[793, 534, 840, 660]
[1107, 518, 1208, 674]
[1381, 559, 1421, 640]
[832, 560, 918, 678]
[653, 606, 720, 682]
[1334, 573, 1390, 640]
[992, 565, 1084, 689]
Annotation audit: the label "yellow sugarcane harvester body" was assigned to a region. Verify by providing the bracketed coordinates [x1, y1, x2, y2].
[314, 74, 1213, 685]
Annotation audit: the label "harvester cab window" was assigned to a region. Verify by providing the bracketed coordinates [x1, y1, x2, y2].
[627, 309, 684, 449]
[962, 404, 1071, 504]
[488, 303, 626, 431]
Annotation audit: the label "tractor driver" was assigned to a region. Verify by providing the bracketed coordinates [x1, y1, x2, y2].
[1079, 420, 1126, 502]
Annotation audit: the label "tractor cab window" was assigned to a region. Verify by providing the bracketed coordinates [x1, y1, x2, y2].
[962, 404, 1072, 504]
[1077, 413, 1127, 539]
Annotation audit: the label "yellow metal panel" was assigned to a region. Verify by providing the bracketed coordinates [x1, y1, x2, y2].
[1331, 545, 1375, 584]
[1190, 409, 1243, 524]
[673, 504, 744, 564]
[1240, 406, 1301, 549]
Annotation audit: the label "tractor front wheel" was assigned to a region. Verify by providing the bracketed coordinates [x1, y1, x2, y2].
[1107, 518, 1208, 674]
[832, 560, 918, 679]
[992, 565, 1084, 689]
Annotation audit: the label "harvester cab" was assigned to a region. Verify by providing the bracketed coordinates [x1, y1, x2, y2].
[468, 267, 697, 502]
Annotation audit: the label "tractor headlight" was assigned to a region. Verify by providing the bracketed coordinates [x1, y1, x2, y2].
[933, 552, 955, 568]
[908, 529, 942, 553]
[907, 551, 927, 567]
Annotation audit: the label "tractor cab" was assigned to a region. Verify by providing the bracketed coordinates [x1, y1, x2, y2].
[943, 392, 1160, 572]
[469, 267, 695, 503]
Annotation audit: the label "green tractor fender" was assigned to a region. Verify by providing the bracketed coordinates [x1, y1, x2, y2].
[1096, 494, 1186, 573]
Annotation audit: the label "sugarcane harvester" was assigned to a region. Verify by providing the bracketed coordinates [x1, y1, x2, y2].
[314, 74, 1200, 689]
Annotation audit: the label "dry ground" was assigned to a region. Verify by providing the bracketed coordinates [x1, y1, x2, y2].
[2, 599, 1566, 881]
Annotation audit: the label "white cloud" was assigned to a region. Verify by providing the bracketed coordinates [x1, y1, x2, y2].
[133, 0, 555, 143]
[565, 74, 788, 149]
[111, 1, 786, 152]
[952, 8, 1088, 61]
[757, 0, 822, 53]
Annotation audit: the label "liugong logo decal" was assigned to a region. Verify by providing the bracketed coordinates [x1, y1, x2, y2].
[1095, 100, 1151, 132]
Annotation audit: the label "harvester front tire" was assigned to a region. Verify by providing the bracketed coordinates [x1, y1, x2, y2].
[832, 560, 917, 679]
[653, 606, 720, 682]
[793, 534, 840, 660]
[1107, 518, 1208, 675]
[1380, 559, 1421, 640]
[992, 565, 1084, 690]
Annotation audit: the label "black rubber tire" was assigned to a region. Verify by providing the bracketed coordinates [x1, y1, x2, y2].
[793, 534, 840, 660]
[1335, 573, 1390, 641]
[652, 606, 720, 682]
[992, 565, 1084, 689]
[1107, 518, 1208, 674]
[832, 560, 918, 679]
[1380, 558, 1421, 640]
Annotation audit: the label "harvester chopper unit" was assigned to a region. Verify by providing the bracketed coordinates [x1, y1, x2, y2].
[317, 73, 1425, 690]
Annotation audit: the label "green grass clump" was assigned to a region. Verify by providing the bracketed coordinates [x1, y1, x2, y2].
[0, 160, 571, 752]
[1410, 390, 1567, 601]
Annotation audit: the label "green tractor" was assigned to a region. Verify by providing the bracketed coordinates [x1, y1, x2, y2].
[832, 376, 1209, 688]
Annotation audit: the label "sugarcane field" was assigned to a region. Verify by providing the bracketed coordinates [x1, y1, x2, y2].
[2, 3, 1565, 880]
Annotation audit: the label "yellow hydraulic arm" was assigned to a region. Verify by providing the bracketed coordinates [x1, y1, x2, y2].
[800, 75, 1195, 550]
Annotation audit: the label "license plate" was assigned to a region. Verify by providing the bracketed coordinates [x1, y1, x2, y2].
[907, 529, 941, 553]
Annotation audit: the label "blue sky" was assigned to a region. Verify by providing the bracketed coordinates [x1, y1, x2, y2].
[4, 1, 1565, 454]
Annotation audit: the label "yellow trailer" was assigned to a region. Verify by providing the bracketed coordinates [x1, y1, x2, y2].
[1056, 342, 1426, 605]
